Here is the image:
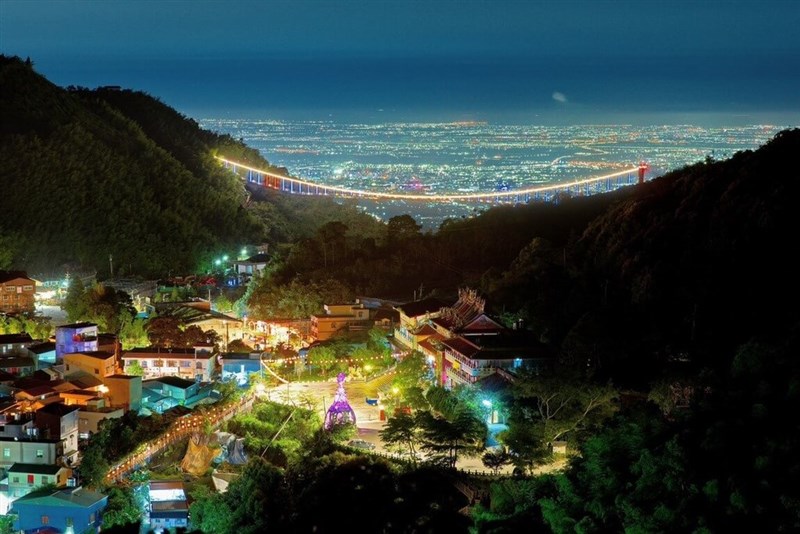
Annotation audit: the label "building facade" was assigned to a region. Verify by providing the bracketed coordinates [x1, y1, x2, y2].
[0, 272, 36, 314]
[122, 346, 217, 382]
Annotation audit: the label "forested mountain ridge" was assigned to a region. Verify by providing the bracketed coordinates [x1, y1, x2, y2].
[0, 55, 264, 275]
[0, 54, 387, 276]
[484, 129, 800, 382]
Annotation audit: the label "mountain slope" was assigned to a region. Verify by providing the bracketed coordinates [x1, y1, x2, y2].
[0, 55, 263, 276]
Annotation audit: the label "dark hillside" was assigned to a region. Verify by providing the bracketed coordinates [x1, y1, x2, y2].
[488, 129, 800, 383]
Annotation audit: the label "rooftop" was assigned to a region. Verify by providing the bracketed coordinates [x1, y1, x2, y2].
[395, 297, 449, 318]
[13, 486, 106, 508]
[0, 333, 34, 345]
[56, 322, 98, 330]
[8, 463, 65, 475]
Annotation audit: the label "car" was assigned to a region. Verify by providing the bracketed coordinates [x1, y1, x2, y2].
[347, 439, 376, 451]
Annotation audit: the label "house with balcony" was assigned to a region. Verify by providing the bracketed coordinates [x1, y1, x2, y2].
[11, 486, 107, 534]
[122, 345, 217, 382]
[440, 332, 554, 388]
[0, 272, 36, 314]
[55, 323, 98, 360]
[310, 301, 372, 341]
[393, 297, 448, 349]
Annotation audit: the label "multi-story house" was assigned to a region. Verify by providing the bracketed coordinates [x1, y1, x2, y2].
[55, 323, 98, 360]
[6, 463, 71, 498]
[393, 297, 448, 349]
[310, 301, 371, 341]
[0, 272, 36, 314]
[0, 333, 34, 356]
[0, 436, 64, 476]
[440, 332, 553, 388]
[104, 374, 143, 412]
[63, 351, 117, 379]
[34, 403, 79, 466]
[122, 345, 217, 382]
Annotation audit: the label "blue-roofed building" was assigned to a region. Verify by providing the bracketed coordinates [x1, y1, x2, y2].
[220, 353, 263, 386]
[12, 486, 107, 533]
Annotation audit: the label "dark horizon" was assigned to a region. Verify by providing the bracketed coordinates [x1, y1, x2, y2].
[2, 0, 798, 126]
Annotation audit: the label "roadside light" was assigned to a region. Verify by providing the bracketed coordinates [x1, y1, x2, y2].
[214, 259, 222, 266]
[222, 255, 229, 262]
[481, 399, 493, 408]
[392, 386, 399, 395]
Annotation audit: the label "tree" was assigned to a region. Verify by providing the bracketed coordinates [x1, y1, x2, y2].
[482, 449, 512, 475]
[227, 338, 254, 353]
[62, 277, 88, 323]
[393, 350, 429, 392]
[189, 485, 232, 534]
[102, 486, 141, 530]
[308, 346, 337, 377]
[379, 412, 422, 465]
[417, 408, 485, 468]
[119, 316, 148, 349]
[387, 214, 422, 245]
[222, 458, 291, 533]
[504, 371, 618, 468]
[126, 360, 144, 376]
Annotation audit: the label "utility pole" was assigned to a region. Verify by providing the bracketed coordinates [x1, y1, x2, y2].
[109, 254, 113, 277]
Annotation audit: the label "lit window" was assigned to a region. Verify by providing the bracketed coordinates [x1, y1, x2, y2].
[36, 449, 44, 458]
[3, 448, 9, 458]
[41, 516, 49, 525]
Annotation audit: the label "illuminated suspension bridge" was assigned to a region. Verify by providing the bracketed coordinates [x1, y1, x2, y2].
[216, 156, 647, 204]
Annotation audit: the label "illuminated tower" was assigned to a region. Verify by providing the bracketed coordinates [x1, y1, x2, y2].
[324, 372, 357, 429]
[638, 161, 648, 185]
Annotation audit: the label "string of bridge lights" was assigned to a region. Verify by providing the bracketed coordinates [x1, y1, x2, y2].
[215, 156, 639, 202]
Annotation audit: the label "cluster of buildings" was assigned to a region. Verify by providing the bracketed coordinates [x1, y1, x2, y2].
[307, 289, 552, 390]
[0, 312, 232, 533]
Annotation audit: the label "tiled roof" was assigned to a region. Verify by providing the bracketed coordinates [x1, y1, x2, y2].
[0, 333, 34, 345]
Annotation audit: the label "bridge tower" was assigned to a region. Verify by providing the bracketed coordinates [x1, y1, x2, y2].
[638, 161, 648, 185]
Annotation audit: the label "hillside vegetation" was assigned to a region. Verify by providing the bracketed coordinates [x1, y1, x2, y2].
[0, 55, 374, 276]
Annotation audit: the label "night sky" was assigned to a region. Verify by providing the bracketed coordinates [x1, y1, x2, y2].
[2, 0, 799, 122]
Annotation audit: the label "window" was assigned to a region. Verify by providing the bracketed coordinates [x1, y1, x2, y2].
[66, 364, 71, 371]
[23, 285, 33, 291]
[181, 361, 191, 367]
[12, 476, 19, 483]
[3, 448, 9, 458]
[27, 474, 34, 484]
[167, 360, 177, 367]
[41, 516, 49, 525]
[140, 360, 148, 368]
[154, 360, 163, 367]
[4, 286, 14, 292]
[94, 368, 99, 374]
[196, 362, 203, 369]
[41, 476, 49, 485]
[36, 449, 44, 458]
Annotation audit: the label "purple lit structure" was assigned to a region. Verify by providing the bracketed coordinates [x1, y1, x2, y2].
[324, 372, 357, 429]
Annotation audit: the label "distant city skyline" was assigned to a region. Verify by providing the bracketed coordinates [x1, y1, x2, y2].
[2, 0, 799, 123]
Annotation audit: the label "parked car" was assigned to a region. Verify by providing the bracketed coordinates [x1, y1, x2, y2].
[347, 439, 376, 450]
